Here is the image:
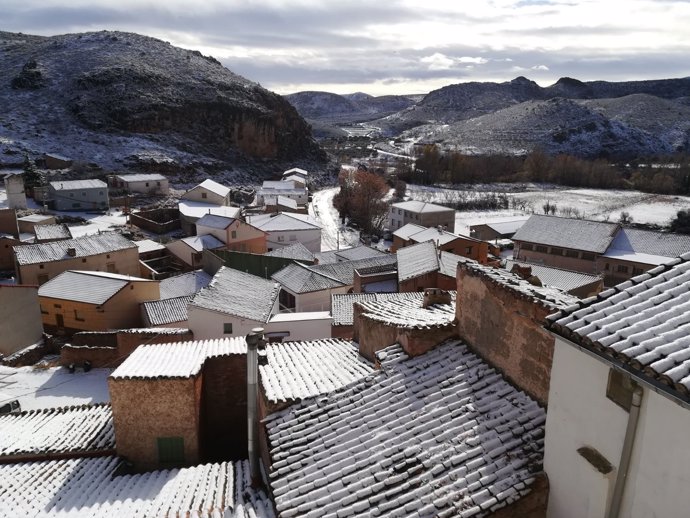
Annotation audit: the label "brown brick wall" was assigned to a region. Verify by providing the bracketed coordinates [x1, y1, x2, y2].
[60, 345, 118, 367]
[398, 325, 457, 357]
[456, 267, 554, 405]
[353, 303, 399, 362]
[399, 271, 438, 293]
[116, 330, 193, 359]
[331, 324, 353, 340]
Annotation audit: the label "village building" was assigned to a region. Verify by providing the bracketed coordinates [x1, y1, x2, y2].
[388, 200, 456, 232]
[195, 214, 267, 254]
[263, 242, 314, 262]
[108, 173, 170, 195]
[47, 179, 109, 211]
[3, 171, 27, 209]
[330, 292, 424, 338]
[16, 213, 55, 234]
[177, 201, 240, 236]
[158, 270, 213, 299]
[281, 167, 308, 181]
[255, 180, 308, 207]
[396, 240, 440, 292]
[470, 217, 530, 242]
[246, 212, 321, 253]
[33, 223, 72, 243]
[42, 152, 72, 169]
[38, 270, 160, 333]
[0, 234, 22, 271]
[544, 252, 690, 518]
[187, 267, 281, 340]
[0, 284, 43, 357]
[330, 244, 388, 262]
[393, 222, 490, 262]
[504, 259, 604, 298]
[180, 178, 231, 206]
[139, 270, 213, 328]
[13, 232, 139, 285]
[165, 234, 225, 269]
[263, 311, 332, 342]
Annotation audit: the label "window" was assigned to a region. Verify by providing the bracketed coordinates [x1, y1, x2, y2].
[72, 203, 79, 208]
[277, 235, 285, 242]
[279, 290, 296, 311]
[582, 252, 595, 261]
[145, 182, 150, 187]
[69, 193, 74, 197]
[40, 305, 48, 315]
[223, 323, 233, 334]
[82, 258, 87, 263]
[157, 437, 185, 466]
[521, 243, 533, 251]
[398, 209, 402, 215]
[565, 249, 579, 258]
[37, 274, 49, 285]
[53, 304, 62, 309]
[231, 230, 237, 239]
[606, 369, 636, 411]
[289, 235, 297, 241]
[549, 247, 563, 256]
[536, 245, 548, 253]
[82, 191, 86, 196]
[465, 246, 473, 255]
[617, 264, 629, 273]
[157, 182, 161, 186]
[201, 192, 207, 199]
[604, 263, 610, 271]
[99, 191, 104, 196]
[39, 264, 45, 269]
[74, 309, 85, 322]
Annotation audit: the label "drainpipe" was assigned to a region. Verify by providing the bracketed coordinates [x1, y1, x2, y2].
[606, 385, 643, 518]
[246, 327, 264, 487]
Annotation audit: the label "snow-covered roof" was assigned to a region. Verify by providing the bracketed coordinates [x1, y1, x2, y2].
[33, 223, 72, 241]
[190, 267, 280, 322]
[391, 200, 454, 213]
[602, 227, 690, 265]
[259, 180, 305, 194]
[0, 456, 274, 517]
[275, 195, 298, 209]
[313, 250, 339, 264]
[464, 263, 579, 311]
[266, 341, 545, 517]
[512, 215, 618, 253]
[272, 262, 345, 294]
[14, 232, 136, 265]
[17, 214, 54, 224]
[281, 175, 306, 185]
[335, 245, 387, 262]
[472, 218, 530, 236]
[408, 225, 469, 245]
[504, 260, 602, 293]
[135, 238, 166, 254]
[331, 292, 424, 326]
[38, 270, 154, 304]
[547, 253, 690, 400]
[397, 240, 440, 282]
[282, 167, 308, 177]
[0, 404, 113, 459]
[142, 295, 193, 326]
[178, 200, 241, 219]
[356, 292, 456, 328]
[264, 242, 314, 262]
[268, 311, 331, 323]
[247, 212, 320, 232]
[49, 179, 107, 191]
[191, 178, 231, 197]
[260, 339, 375, 404]
[159, 270, 213, 299]
[196, 213, 235, 230]
[438, 251, 475, 277]
[311, 255, 398, 285]
[114, 173, 167, 182]
[176, 234, 225, 252]
[111, 337, 246, 380]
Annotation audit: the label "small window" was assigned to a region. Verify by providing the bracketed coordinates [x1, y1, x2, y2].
[40, 305, 48, 315]
[617, 264, 629, 273]
[39, 264, 45, 269]
[157, 182, 161, 186]
[106, 262, 116, 273]
[157, 437, 185, 466]
[604, 263, 610, 271]
[465, 246, 473, 255]
[223, 323, 233, 334]
[536, 245, 548, 253]
[53, 303, 62, 309]
[145, 182, 150, 187]
[606, 369, 636, 411]
[69, 193, 74, 197]
[550, 247, 563, 256]
[565, 249, 579, 258]
[99, 191, 104, 196]
[277, 235, 285, 242]
[231, 230, 237, 239]
[201, 192, 207, 199]
[74, 309, 85, 322]
[72, 203, 79, 208]
[582, 252, 595, 261]
[398, 209, 402, 215]
[82, 258, 87, 263]
[82, 191, 87, 196]
[521, 243, 533, 251]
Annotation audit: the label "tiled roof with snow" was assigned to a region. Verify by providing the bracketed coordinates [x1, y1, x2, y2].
[14, 233, 136, 265]
[313, 250, 339, 264]
[272, 262, 345, 294]
[335, 245, 387, 262]
[391, 200, 454, 213]
[547, 253, 690, 400]
[356, 292, 456, 328]
[512, 215, 618, 253]
[178, 201, 240, 219]
[283, 167, 308, 177]
[114, 173, 167, 182]
[408, 226, 470, 245]
[331, 292, 428, 326]
[159, 270, 213, 299]
[177, 234, 225, 252]
[0, 457, 274, 518]
[276, 196, 298, 209]
[602, 227, 690, 265]
[17, 214, 54, 224]
[247, 212, 320, 231]
[266, 341, 545, 517]
[196, 213, 235, 230]
[196, 178, 231, 197]
[49, 179, 107, 190]
[0, 404, 114, 459]
[264, 242, 314, 262]
[397, 240, 440, 282]
[33, 224, 71, 241]
[111, 337, 246, 379]
[142, 295, 192, 326]
[473, 218, 530, 235]
[504, 260, 602, 294]
[38, 270, 153, 304]
[190, 267, 280, 322]
[464, 263, 578, 311]
[311, 255, 398, 285]
[260, 339, 375, 404]
[439, 251, 476, 277]
[392, 223, 426, 240]
[135, 238, 166, 254]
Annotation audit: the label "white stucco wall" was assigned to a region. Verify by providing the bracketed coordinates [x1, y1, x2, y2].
[545, 337, 690, 518]
[265, 312, 332, 341]
[187, 306, 265, 341]
[265, 228, 321, 254]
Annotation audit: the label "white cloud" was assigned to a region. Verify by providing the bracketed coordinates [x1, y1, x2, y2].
[532, 64, 549, 70]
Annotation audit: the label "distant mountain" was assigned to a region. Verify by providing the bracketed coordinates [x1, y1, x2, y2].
[292, 75, 690, 158]
[0, 30, 324, 175]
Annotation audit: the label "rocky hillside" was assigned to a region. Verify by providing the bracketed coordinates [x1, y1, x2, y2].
[0, 31, 324, 176]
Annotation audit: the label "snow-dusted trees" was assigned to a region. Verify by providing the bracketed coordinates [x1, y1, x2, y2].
[333, 169, 388, 234]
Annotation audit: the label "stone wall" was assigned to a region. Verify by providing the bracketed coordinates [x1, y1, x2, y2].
[456, 267, 555, 405]
[130, 208, 180, 234]
[61, 345, 118, 368]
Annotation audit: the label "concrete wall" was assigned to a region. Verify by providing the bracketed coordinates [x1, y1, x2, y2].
[514, 242, 599, 274]
[456, 267, 554, 405]
[293, 286, 350, 312]
[123, 178, 170, 195]
[181, 186, 229, 206]
[110, 376, 202, 471]
[545, 339, 690, 518]
[265, 228, 321, 254]
[265, 313, 332, 342]
[17, 247, 140, 285]
[188, 305, 269, 341]
[0, 236, 22, 270]
[130, 208, 180, 235]
[50, 186, 109, 211]
[0, 285, 43, 356]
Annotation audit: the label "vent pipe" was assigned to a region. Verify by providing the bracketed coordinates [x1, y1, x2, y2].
[246, 327, 264, 487]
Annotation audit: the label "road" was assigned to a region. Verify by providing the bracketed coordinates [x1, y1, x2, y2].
[309, 187, 360, 252]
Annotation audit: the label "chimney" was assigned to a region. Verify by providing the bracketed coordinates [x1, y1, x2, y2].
[66, 247, 76, 257]
[246, 327, 264, 487]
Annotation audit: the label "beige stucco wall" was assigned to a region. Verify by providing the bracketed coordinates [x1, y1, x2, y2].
[187, 304, 277, 340]
[16, 246, 139, 285]
[225, 221, 267, 254]
[265, 228, 321, 254]
[514, 243, 599, 274]
[265, 313, 332, 341]
[165, 240, 200, 268]
[181, 186, 229, 206]
[0, 285, 43, 356]
[124, 179, 170, 195]
[109, 376, 202, 471]
[294, 286, 350, 312]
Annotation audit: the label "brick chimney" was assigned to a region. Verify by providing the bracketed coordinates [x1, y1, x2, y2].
[66, 247, 76, 257]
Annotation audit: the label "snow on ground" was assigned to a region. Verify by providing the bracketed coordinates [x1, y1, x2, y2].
[0, 365, 111, 411]
[310, 187, 360, 252]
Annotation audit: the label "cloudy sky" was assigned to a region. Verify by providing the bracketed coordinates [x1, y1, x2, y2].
[4, 0, 690, 95]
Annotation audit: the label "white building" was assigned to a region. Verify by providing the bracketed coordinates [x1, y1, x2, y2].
[544, 252, 690, 518]
[164, 234, 225, 268]
[255, 180, 308, 206]
[110, 174, 169, 195]
[246, 212, 321, 253]
[180, 179, 231, 206]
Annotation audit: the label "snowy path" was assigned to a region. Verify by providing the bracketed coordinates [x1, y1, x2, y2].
[310, 187, 360, 252]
